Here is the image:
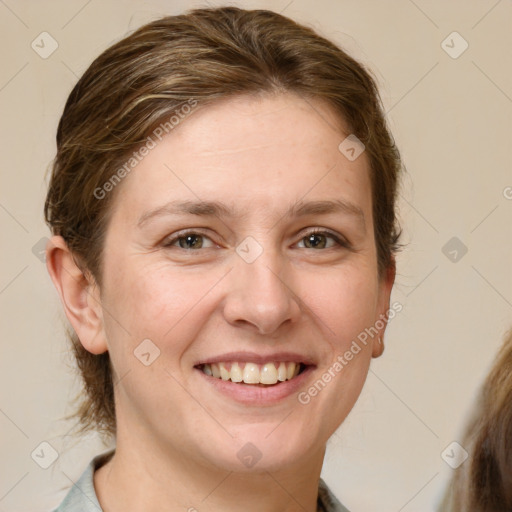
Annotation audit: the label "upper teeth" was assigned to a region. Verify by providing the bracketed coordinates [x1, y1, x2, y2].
[201, 362, 301, 385]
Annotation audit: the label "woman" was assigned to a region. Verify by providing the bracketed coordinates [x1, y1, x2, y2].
[45, 6, 401, 511]
[440, 328, 512, 511]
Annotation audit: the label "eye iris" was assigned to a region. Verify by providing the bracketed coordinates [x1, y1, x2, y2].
[179, 234, 203, 249]
[305, 233, 326, 249]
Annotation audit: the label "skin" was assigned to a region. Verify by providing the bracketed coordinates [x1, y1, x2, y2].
[47, 92, 395, 512]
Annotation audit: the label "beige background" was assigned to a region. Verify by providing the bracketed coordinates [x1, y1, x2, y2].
[1, 0, 511, 510]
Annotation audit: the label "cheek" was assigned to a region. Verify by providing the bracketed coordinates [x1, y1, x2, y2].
[99, 263, 218, 410]
[301, 265, 380, 348]
[102, 261, 223, 355]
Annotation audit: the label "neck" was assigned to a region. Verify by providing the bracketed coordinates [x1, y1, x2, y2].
[94, 428, 325, 512]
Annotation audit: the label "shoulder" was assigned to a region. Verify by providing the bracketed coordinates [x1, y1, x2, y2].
[52, 449, 114, 512]
[317, 478, 351, 512]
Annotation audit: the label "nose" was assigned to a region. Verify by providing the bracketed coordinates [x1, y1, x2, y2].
[222, 248, 301, 336]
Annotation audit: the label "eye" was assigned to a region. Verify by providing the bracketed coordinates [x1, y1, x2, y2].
[163, 231, 216, 250]
[162, 229, 348, 251]
[296, 229, 348, 250]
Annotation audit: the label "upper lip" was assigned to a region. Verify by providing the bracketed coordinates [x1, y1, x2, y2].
[194, 351, 316, 366]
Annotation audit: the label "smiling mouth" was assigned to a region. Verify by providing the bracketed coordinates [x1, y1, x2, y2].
[196, 361, 307, 386]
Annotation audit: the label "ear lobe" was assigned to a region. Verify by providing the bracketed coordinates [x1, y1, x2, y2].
[372, 258, 397, 359]
[45, 235, 108, 355]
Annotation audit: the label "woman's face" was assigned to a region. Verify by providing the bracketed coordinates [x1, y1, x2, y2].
[94, 92, 394, 471]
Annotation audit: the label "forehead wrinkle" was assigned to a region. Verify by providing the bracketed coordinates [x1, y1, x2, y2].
[195, 142, 285, 157]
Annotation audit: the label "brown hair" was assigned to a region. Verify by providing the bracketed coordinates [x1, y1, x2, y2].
[44, 6, 402, 438]
[440, 328, 512, 511]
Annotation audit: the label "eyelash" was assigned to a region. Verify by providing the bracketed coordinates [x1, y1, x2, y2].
[162, 228, 350, 251]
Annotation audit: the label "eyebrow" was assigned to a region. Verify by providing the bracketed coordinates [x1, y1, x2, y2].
[137, 198, 365, 230]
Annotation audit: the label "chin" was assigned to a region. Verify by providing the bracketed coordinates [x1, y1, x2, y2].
[199, 424, 322, 473]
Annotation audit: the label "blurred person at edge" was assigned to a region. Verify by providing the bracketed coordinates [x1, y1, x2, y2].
[439, 328, 512, 512]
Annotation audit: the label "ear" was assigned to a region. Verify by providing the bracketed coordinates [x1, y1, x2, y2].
[45, 235, 108, 355]
[372, 258, 396, 358]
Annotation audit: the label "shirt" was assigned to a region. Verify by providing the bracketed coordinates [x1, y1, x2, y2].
[53, 450, 350, 512]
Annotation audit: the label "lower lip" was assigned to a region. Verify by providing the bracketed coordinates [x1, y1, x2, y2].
[195, 366, 315, 405]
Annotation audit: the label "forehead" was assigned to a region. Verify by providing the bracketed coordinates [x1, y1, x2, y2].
[110, 92, 372, 225]
[168, 92, 350, 160]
